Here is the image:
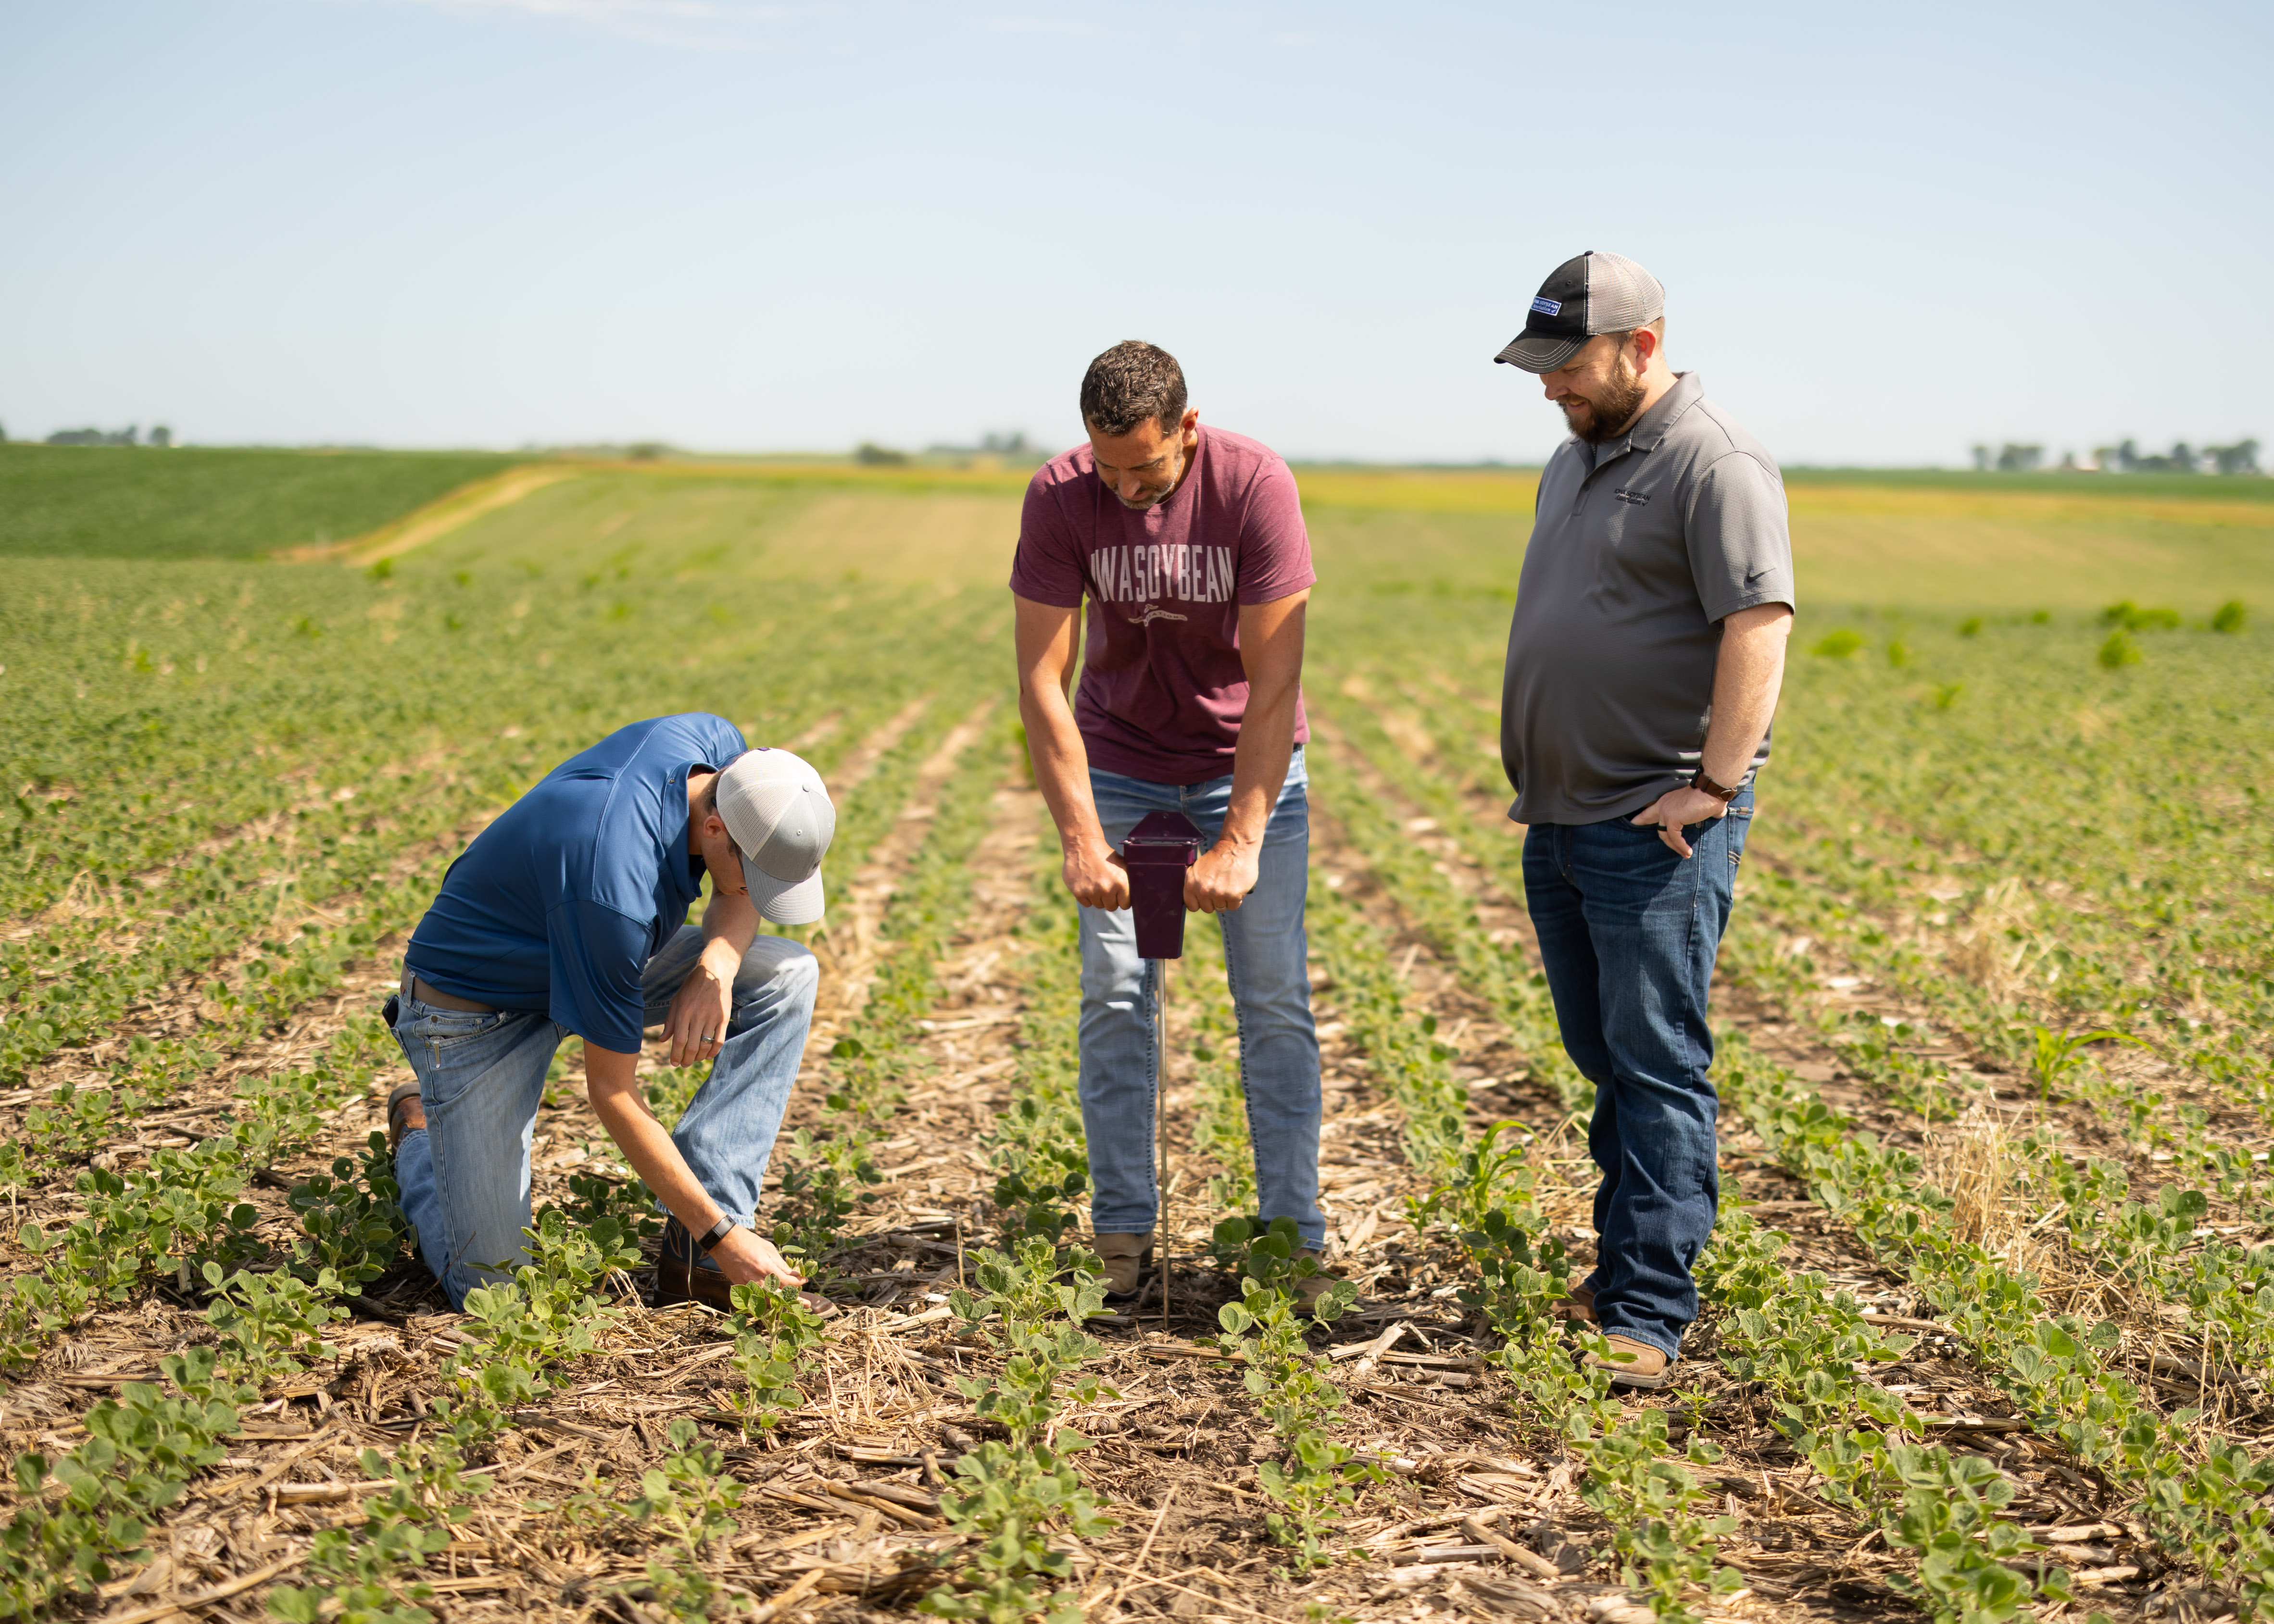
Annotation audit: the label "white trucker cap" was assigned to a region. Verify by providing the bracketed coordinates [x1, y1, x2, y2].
[714, 748, 836, 924]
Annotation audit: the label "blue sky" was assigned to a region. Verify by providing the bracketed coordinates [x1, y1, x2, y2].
[2, 0, 2266, 465]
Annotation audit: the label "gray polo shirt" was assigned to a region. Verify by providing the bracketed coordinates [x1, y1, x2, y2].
[1500, 372, 1795, 826]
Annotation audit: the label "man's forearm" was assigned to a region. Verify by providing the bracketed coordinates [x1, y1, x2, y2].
[585, 1045, 726, 1229]
[1700, 607, 1792, 785]
[698, 887, 760, 961]
[1018, 680, 1108, 858]
[1219, 678, 1299, 850]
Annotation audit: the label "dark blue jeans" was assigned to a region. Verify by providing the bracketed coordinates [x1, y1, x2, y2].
[1522, 792, 1751, 1359]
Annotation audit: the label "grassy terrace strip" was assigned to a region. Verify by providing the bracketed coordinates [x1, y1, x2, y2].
[0, 443, 525, 562]
[1, 498, 986, 919]
[1714, 1032, 2274, 1614]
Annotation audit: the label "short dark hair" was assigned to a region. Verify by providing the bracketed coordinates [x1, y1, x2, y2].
[1080, 341, 1187, 438]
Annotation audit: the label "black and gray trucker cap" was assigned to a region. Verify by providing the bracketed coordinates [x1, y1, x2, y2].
[1494, 251, 1666, 374]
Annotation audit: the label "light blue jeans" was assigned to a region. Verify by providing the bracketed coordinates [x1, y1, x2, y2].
[1080, 748, 1323, 1250]
[389, 927, 818, 1307]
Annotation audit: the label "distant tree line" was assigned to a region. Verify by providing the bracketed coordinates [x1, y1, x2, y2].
[1971, 437, 2259, 475]
[32, 424, 176, 448]
[854, 432, 1043, 467]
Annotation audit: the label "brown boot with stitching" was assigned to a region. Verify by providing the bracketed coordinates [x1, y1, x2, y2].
[1583, 1333, 1673, 1390]
[1092, 1232, 1155, 1301]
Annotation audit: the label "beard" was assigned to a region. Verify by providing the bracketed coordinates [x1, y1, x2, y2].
[1559, 350, 1648, 445]
[1110, 448, 1185, 510]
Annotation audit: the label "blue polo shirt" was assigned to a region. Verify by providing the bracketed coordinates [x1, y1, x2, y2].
[405, 713, 748, 1053]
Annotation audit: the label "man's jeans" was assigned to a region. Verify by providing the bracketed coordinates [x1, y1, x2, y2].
[1522, 792, 1752, 1359]
[389, 928, 818, 1308]
[1080, 749, 1323, 1250]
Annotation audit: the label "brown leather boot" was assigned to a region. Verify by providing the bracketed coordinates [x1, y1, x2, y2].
[386, 1082, 426, 1150]
[1092, 1232, 1155, 1301]
[1552, 1282, 1599, 1324]
[1291, 1252, 1354, 1318]
[1583, 1333, 1672, 1389]
[653, 1219, 839, 1319]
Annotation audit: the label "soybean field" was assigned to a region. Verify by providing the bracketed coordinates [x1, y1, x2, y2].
[2, 453, 2271, 1624]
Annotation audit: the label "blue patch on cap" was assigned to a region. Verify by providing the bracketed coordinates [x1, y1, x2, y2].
[1531, 296, 1562, 316]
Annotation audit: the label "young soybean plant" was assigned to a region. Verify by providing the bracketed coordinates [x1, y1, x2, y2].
[201, 1263, 344, 1387]
[287, 1132, 411, 1291]
[268, 1406, 497, 1624]
[922, 1237, 1117, 1624]
[624, 1419, 746, 1621]
[719, 1278, 829, 1438]
[1212, 1218, 1369, 1571]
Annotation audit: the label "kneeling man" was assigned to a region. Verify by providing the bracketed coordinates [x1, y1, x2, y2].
[384, 713, 831, 1309]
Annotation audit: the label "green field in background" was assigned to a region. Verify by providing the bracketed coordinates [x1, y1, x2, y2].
[0, 443, 526, 561]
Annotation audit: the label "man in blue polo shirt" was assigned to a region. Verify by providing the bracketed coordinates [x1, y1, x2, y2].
[384, 713, 836, 1310]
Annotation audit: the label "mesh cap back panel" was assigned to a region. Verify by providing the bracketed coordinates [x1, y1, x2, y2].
[1585, 252, 1666, 334]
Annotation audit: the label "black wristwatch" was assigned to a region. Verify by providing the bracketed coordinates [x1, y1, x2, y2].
[1692, 768, 1742, 804]
[696, 1215, 740, 1253]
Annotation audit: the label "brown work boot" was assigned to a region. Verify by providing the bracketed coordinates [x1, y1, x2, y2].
[386, 1082, 426, 1150]
[1552, 1282, 1598, 1324]
[654, 1219, 839, 1319]
[1583, 1333, 1672, 1390]
[1292, 1252, 1354, 1318]
[1092, 1232, 1155, 1301]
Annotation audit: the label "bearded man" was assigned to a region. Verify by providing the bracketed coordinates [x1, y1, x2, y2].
[1010, 340, 1331, 1310]
[1493, 252, 1795, 1387]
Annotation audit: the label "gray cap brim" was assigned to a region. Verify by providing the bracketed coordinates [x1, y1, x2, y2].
[741, 850, 826, 925]
[1494, 331, 1587, 373]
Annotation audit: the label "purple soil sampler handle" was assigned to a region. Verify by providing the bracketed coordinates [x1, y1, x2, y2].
[1121, 809, 1206, 960]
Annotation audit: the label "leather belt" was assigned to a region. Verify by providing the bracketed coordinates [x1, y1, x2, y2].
[402, 970, 496, 1014]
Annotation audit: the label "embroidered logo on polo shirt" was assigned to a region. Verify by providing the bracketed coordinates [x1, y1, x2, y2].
[1530, 297, 1562, 316]
[1613, 487, 1650, 505]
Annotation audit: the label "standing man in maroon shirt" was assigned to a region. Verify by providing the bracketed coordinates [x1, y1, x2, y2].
[1010, 340, 1331, 1309]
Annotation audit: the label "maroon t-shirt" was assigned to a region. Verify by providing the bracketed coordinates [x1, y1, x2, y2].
[1009, 425, 1315, 785]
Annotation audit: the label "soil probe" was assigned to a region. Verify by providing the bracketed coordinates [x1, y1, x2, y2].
[1121, 809, 1206, 1329]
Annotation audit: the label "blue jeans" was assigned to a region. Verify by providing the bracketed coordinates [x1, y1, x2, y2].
[389, 927, 818, 1307]
[1080, 749, 1323, 1250]
[1521, 792, 1752, 1358]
